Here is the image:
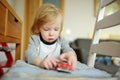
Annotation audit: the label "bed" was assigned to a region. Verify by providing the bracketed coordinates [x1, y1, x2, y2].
[0, 0, 119, 80]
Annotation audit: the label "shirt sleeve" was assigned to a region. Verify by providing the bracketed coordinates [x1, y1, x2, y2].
[25, 35, 40, 64]
[60, 37, 75, 53]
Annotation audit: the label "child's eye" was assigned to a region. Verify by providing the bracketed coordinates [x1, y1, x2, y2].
[54, 28, 60, 31]
[54, 28, 59, 31]
[43, 28, 50, 31]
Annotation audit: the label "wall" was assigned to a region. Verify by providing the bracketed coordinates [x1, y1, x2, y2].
[63, 0, 96, 41]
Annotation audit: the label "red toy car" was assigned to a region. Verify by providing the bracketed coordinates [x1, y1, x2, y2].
[56, 60, 73, 73]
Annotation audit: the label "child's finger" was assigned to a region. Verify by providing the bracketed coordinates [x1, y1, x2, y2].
[60, 54, 67, 60]
[51, 59, 59, 68]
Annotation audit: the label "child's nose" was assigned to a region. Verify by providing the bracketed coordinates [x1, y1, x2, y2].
[49, 31, 54, 36]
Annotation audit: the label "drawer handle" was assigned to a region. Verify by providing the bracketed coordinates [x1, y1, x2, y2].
[14, 18, 18, 22]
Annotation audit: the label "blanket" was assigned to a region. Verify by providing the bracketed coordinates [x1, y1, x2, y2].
[1, 60, 118, 80]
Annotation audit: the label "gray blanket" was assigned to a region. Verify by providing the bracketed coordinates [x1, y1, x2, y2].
[1, 60, 118, 80]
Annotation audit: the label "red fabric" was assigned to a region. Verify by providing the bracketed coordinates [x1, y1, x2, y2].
[3, 51, 13, 67]
[0, 66, 4, 77]
[0, 42, 14, 68]
[1, 42, 7, 47]
[0, 42, 14, 77]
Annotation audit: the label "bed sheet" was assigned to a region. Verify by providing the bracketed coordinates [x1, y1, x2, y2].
[1, 60, 118, 80]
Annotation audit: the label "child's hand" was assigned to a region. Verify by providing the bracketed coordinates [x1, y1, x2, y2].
[60, 52, 77, 70]
[40, 57, 59, 70]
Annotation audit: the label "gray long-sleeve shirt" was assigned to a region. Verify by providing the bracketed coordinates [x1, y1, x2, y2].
[25, 35, 75, 64]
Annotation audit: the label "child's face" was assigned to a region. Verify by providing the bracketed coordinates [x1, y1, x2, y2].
[40, 15, 62, 42]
